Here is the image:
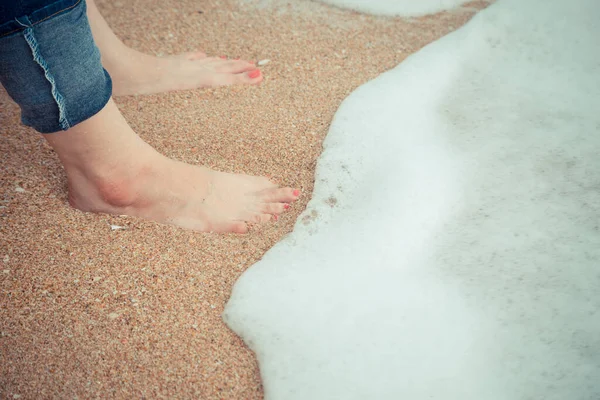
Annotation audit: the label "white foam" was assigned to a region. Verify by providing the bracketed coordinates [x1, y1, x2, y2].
[318, 0, 470, 16]
[224, 0, 600, 398]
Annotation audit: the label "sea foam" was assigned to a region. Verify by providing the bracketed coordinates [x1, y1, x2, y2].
[318, 0, 470, 16]
[224, 0, 600, 398]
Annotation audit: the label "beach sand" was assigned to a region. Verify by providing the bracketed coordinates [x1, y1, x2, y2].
[0, 0, 486, 398]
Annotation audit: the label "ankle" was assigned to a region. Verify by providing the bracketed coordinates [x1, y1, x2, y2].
[67, 160, 158, 213]
[105, 49, 164, 96]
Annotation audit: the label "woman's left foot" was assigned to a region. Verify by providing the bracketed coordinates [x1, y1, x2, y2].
[108, 50, 262, 96]
[86, 0, 262, 95]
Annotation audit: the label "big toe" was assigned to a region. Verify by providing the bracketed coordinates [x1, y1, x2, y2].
[212, 69, 263, 86]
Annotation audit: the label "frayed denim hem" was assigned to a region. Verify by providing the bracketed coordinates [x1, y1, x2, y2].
[16, 15, 71, 130]
[0, 0, 112, 134]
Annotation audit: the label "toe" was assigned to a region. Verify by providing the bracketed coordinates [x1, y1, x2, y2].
[257, 187, 300, 203]
[256, 213, 274, 224]
[238, 69, 263, 85]
[229, 221, 249, 234]
[207, 69, 263, 87]
[259, 202, 288, 215]
[244, 213, 273, 224]
[216, 60, 257, 74]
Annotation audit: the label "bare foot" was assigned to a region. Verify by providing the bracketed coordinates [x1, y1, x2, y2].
[86, 0, 262, 96]
[70, 157, 297, 233]
[109, 49, 263, 96]
[45, 100, 299, 234]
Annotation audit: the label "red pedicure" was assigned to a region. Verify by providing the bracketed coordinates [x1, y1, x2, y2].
[293, 189, 300, 197]
[248, 69, 261, 79]
[284, 204, 290, 210]
[219, 55, 227, 59]
[273, 215, 279, 221]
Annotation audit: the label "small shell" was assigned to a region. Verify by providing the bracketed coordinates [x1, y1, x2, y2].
[257, 59, 271, 66]
[14, 187, 25, 193]
[110, 225, 126, 231]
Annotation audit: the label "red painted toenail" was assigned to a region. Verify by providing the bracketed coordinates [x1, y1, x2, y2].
[219, 55, 227, 59]
[293, 189, 300, 197]
[273, 215, 279, 221]
[284, 204, 290, 210]
[248, 70, 261, 79]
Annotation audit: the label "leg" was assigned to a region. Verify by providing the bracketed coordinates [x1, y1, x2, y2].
[86, 0, 263, 96]
[0, 0, 297, 233]
[45, 99, 299, 233]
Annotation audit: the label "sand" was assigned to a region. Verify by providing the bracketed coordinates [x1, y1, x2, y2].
[0, 0, 486, 398]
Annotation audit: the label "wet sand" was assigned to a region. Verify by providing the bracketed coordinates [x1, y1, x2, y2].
[0, 0, 486, 398]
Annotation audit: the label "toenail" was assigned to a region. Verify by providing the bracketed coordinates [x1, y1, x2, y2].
[273, 214, 279, 221]
[219, 55, 227, 59]
[248, 69, 261, 79]
[284, 204, 290, 210]
[293, 189, 300, 197]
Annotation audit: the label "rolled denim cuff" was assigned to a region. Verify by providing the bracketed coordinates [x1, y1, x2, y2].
[0, 0, 112, 133]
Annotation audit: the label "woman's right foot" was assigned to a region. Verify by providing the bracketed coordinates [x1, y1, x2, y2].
[69, 157, 299, 233]
[44, 99, 299, 234]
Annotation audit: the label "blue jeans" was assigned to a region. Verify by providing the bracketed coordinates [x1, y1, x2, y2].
[0, 0, 112, 133]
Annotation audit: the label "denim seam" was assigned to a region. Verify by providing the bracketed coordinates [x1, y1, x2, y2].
[0, 0, 82, 39]
[16, 17, 71, 130]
